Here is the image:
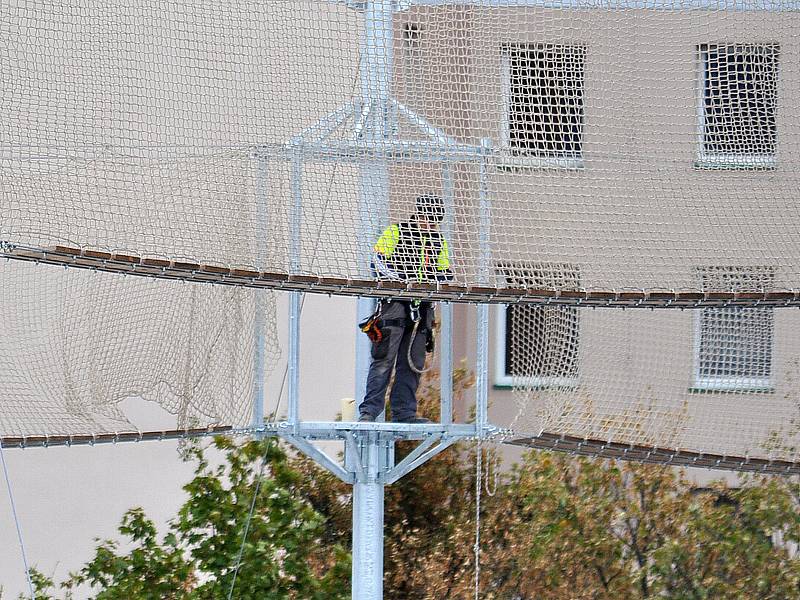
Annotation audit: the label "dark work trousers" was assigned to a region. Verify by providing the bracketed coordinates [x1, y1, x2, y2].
[360, 300, 433, 421]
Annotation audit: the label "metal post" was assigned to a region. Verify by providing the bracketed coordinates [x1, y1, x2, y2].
[289, 153, 303, 427]
[291, 152, 303, 273]
[252, 150, 269, 432]
[475, 140, 492, 433]
[440, 302, 453, 424]
[352, 2, 393, 597]
[288, 292, 301, 425]
[440, 164, 455, 424]
[352, 433, 385, 600]
[476, 304, 489, 431]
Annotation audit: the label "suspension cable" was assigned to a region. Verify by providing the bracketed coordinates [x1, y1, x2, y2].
[0, 443, 34, 599]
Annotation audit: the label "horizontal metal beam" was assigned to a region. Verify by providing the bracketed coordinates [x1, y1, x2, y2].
[396, 0, 793, 11]
[6, 421, 794, 477]
[285, 140, 486, 163]
[0, 425, 259, 449]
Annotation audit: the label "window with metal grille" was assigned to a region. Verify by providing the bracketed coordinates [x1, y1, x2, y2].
[698, 43, 779, 168]
[502, 43, 586, 163]
[495, 263, 580, 387]
[694, 267, 775, 391]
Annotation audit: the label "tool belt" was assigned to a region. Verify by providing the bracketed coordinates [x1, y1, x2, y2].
[358, 300, 432, 342]
[358, 315, 410, 342]
[358, 314, 383, 343]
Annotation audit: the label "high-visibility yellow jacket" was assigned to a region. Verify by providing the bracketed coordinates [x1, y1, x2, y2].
[373, 219, 452, 282]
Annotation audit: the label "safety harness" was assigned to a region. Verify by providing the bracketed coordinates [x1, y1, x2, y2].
[358, 300, 433, 374]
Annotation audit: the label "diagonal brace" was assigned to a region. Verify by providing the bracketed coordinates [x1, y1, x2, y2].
[381, 435, 458, 485]
[281, 433, 355, 484]
[289, 101, 356, 146]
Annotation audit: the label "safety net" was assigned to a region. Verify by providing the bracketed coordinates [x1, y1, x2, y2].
[2, 0, 800, 467]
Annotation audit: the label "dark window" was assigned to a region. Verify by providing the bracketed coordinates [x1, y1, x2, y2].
[498, 263, 580, 382]
[506, 44, 586, 159]
[700, 44, 779, 158]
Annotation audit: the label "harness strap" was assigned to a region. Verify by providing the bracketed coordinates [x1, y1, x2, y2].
[380, 318, 409, 328]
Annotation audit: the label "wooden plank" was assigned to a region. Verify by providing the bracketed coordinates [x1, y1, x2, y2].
[4, 242, 800, 308]
[507, 433, 800, 476]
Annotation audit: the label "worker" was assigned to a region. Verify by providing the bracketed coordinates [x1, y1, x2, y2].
[358, 194, 453, 423]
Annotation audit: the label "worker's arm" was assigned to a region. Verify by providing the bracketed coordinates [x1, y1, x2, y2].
[435, 238, 454, 282]
[371, 224, 403, 280]
[372, 252, 402, 280]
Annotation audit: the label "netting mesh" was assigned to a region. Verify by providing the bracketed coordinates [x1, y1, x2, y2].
[0, 260, 280, 437]
[2, 0, 800, 463]
[4, 1, 799, 294]
[506, 306, 800, 461]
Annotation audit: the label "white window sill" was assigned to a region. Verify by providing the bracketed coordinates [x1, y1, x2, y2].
[694, 154, 776, 170]
[494, 374, 579, 389]
[691, 377, 774, 393]
[493, 154, 585, 171]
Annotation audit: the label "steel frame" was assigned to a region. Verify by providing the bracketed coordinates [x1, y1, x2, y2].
[275, 2, 494, 597]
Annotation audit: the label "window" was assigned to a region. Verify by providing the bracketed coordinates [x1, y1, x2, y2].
[502, 43, 586, 167]
[495, 263, 580, 387]
[693, 267, 775, 391]
[697, 43, 779, 169]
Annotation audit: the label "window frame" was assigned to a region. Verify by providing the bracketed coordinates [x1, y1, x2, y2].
[692, 308, 775, 392]
[494, 303, 581, 389]
[500, 43, 586, 170]
[691, 266, 776, 392]
[695, 43, 779, 170]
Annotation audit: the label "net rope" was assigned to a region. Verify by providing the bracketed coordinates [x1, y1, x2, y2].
[2, 0, 800, 466]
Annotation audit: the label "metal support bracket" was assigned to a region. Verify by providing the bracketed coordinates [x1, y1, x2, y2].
[382, 434, 459, 485]
[281, 433, 355, 484]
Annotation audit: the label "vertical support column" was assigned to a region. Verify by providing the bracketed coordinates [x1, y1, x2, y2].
[475, 140, 492, 433]
[475, 304, 489, 431]
[289, 152, 303, 427]
[353, 3, 393, 598]
[362, 0, 394, 135]
[253, 302, 266, 432]
[352, 433, 385, 600]
[288, 292, 301, 426]
[356, 0, 394, 418]
[440, 164, 455, 424]
[252, 149, 269, 433]
[440, 302, 453, 424]
[478, 139, 492, 285]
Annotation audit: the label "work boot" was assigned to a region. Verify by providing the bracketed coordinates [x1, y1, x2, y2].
[393, 415, 432, 424]
[358, 412, 376, 422]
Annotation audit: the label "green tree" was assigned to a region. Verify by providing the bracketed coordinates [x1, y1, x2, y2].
[19, 366, 800, 599]
[44, 438, 350, 599]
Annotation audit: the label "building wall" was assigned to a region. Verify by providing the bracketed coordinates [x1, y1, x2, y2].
[393, 5, 800, 459]
[395, 5, 800, 290]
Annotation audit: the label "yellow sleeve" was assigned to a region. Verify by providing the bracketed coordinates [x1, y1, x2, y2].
[374, 224, 400, 257]
[437, 238, 451, 270]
